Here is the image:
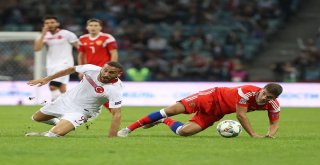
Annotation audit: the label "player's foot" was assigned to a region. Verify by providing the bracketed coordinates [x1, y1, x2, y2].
[25, 132, 47, 137]
[142, 119, 164, 129]
[117, 128, 131, 137]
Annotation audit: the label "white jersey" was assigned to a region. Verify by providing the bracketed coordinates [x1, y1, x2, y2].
[59, 64, 123, 114]
[43, 29, 78, 68]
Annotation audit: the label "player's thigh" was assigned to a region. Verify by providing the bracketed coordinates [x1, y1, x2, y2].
[164, 102, 186, 116]
[50, 119, 75, 136]
[32, 111, 56, 121]
[179, 122, 203, 136]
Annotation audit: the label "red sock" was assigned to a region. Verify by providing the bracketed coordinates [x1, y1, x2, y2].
[127, 116, 152, 131]
[163, 118, 176, 127]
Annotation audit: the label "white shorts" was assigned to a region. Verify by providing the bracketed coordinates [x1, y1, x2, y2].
[39, 99, 90, 128]
[47, 65, 71, 84]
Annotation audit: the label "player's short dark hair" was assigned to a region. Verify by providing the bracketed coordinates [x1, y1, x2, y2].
[264, 83, 283, 98]
[106, 61, 123, 71]
[49, 81, 63, 87]
[43, 16, 59, 22]
[86, 18, 103, 26]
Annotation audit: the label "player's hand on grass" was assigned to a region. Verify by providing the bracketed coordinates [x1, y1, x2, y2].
[265, 135, 275, 139]
[27, 78, 50, 87]
[251, 133, 264, 138]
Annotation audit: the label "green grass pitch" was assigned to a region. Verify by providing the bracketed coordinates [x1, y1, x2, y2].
[0, 106, 320, 165]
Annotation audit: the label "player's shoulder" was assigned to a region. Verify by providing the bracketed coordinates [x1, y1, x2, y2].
[60, 29, 76, 35]
[79, 34, 90, 40]
[267, 99, 280, 112]
[100, 33, 115, 39]
[238, 85, 260, 92]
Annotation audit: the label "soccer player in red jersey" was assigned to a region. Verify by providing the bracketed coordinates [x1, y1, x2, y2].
[118, 83, 283, 138]
[78, 18, 118, 70]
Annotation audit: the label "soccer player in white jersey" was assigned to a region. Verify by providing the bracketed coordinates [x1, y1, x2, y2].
[25, 61, 123, 138]
[34, 16, 79, 101]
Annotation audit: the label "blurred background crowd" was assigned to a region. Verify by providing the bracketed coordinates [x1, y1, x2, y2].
[1, 0, 319, 82]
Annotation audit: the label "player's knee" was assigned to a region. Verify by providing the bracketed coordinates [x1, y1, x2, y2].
[31, 114, 41, 122]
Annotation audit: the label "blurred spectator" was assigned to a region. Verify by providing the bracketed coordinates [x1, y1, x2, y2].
[126, 58, 151, 81]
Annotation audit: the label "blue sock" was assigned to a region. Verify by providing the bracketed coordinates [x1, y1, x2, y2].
[147, 111, 164, 122]
[170, 121, 184, 134]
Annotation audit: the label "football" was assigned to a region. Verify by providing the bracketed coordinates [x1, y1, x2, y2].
[216, 120, 242, 138]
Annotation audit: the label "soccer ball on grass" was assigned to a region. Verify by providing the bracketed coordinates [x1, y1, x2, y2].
[216, 120, 242, 138]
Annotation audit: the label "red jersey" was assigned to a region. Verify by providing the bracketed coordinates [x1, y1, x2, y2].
[213, 85, 280, 121]
[78, 33, 118, 67]
[180, 85, 280, 129]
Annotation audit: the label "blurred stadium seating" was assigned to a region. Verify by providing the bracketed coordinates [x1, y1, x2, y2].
[1, 0, 313, 82]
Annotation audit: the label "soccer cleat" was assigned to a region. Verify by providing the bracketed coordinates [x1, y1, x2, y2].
[117, 128, 130, 137]
[25, 132, 47, 137]
[142, 119, 164, 129]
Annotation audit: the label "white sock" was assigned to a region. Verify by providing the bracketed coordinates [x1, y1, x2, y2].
[175, 126, 183, 135]
[160, 109, 167, 118]
[44, 131, 60, 137]
[51, 90, 61, 101]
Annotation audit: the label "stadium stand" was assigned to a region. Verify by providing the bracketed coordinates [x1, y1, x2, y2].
[0, 0, 306, 81]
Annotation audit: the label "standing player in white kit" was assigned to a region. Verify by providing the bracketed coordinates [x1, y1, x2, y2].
[25, 62, 124, 138]
[34, 16, 79, 101]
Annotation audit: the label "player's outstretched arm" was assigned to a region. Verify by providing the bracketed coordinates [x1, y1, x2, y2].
[236, 105, 263, 138]
[108, 108, 121, 138]
[27, 67, 76, 87]
[266, 119, 279, 138]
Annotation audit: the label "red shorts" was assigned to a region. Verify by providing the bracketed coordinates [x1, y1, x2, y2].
[179, 88, 223, 129]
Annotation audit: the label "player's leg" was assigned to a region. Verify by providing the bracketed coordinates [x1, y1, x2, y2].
[163, 119, 203, 136]
[48, 119, 75, 136]
[31, 111, 60, 125]
[117, 102, 186, 137]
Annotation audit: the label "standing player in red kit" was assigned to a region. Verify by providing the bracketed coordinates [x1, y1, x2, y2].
[78, 18, 118, 73]
[78, 19, 119, 115]
[118, 83, 283, 138]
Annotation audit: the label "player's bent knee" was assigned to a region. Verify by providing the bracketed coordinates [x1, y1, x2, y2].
[50, 119, 76, 136]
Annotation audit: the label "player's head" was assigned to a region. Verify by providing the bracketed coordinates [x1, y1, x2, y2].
[99, 62, 123, 83]
[256, 83, 283, 104]
[86, 18, 102, 35]
[43, 16, 60, 32]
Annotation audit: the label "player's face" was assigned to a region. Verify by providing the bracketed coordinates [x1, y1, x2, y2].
[256, 89, 276, 104]
[86, 22, 102, 35]
[44, 19, 59, 32]
[99, 64, 121, 83]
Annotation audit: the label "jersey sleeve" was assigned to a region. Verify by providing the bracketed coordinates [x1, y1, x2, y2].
[78, 40, 85, 53]
[103, 34, 118, 50]
[66, 31, 78, 43]
[75, 64, 101, 73]
[107, 86, 123, 108]
[236, 87, 250, 107]
[267, 100, 281, 121]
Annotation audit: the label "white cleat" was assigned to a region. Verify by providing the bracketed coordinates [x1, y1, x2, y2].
[25, 132, 47, 137]
[142, 119, 164, 129]
[117, 128, 130, 137]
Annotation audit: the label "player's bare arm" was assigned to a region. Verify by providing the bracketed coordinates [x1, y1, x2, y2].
[108, 108, 121, 138]
[110, 49, 118, 62]
[72, 41, 79, 49]
[28, 67, 76, 87]
[266, 119, 279, 138]
[236, 104, 263, 138]
[77, 52, 87, 65]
